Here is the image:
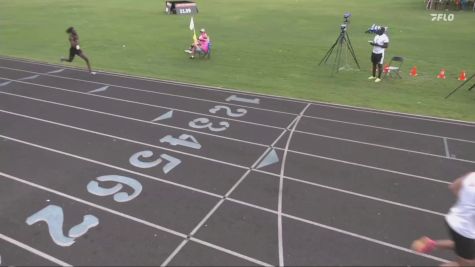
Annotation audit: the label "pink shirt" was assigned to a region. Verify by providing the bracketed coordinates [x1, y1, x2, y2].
[199, 32, 208, 42]
[198, 33, 209, 52]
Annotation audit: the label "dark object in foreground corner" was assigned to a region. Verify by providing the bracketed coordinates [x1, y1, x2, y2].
[165, 1, 198, 15]
[445, 73, 475, 99]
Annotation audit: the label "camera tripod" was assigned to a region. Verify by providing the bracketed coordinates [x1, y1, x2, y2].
[445, 73, 475, 99]
[319, 26, 360, 74]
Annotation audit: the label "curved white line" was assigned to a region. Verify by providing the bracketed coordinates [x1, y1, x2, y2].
[277, 104, 311, 267]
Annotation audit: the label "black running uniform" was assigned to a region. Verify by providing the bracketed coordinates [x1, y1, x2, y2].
[68, 34, 81, 61]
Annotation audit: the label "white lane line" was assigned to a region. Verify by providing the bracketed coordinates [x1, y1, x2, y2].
[0, 107, 455, 211]
[2, 82, 473, 167]
[443, 137, 451, 158]
[4, 81, 475, 169]
[0, 109, 455, 214]
[1, 56, 474, 126]
[282, 176, 445, 216]
[189, 238, 273, 266]
[2, 70, 475, 162]
[17, 74, 39, 81]
[0, 134, 222, 199]
[0, 172, 271, 266]
[300, 115, 475, 144]
[227, 197, 278, 214]
[305, 102, 475, 127]
[0, 66, 295, 118]
[225, 198, 448, 264]
[0, 72, 288, 131]
[0, 128, 449, 217]
[160, 239, 188, 267]
[2, 76, 474, 165]
[0, 76, 286, 137]
[284, 213, 450, 264]
[0, 137, 451, 264]
[0, 57, 460, 266]
[3, 168, 445, 266]
[160, 181, 234, 267]
[277, 103, 310, 267]
[0, 84, 276, 149]
[161, 116, 301, 266]
[0, 233, 71, 266]
[292, 129, 475, 164]
[0, 107, 252, 171]
[264, 149, 454, 185]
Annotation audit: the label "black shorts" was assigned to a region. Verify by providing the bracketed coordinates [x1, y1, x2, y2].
[69, 46, 82, 61]
[371, 52, 383, 64]
[447, 222, 475, 260]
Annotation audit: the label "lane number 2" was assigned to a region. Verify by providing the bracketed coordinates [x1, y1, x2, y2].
[209, 105, 247, 118]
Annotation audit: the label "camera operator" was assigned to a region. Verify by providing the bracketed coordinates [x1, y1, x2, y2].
[368, 27, 389, 83]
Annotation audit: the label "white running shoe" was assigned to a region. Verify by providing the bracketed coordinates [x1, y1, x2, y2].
[375, 78, 382, 83]
[184, 49, 192, 54]
[368, 76, 376, 80]
[90, 72, 97, 75]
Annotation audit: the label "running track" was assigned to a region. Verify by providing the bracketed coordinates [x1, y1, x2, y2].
[0, 56, 474, 266]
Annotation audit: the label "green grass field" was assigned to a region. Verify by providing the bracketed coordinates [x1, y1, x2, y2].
[1, 0, 474, 121]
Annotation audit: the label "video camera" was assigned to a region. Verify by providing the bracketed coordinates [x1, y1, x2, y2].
[343, 12, 351, 23]
[339, 12, 351, 32]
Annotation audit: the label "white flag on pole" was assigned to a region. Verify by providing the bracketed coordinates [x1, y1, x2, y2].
[189, 16, 195, 31]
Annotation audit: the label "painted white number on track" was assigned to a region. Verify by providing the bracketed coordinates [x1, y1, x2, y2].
[189, 118, 230, 132]
[87, 175, 143, 202]
[160, 134, 202, 149]
[225, 95, 260, 105]
[26, 205, 99, 247]
[209, 105, 247, 118]
[129, 150, 181, 174]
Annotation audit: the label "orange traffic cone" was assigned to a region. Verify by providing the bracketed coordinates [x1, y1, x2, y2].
[458, 70, 467, 81]
[437, 69, 446, 79]
[409, 66, 418, 77]
[383, 64, 390, 74]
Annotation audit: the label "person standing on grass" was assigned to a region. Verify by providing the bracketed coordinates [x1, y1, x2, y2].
[368, 27, 389, 83]
[412, 172, 475, 267]
[60, 27, 96, 74]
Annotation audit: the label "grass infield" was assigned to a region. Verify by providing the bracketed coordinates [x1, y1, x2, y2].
[1, 0, 474, 121]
